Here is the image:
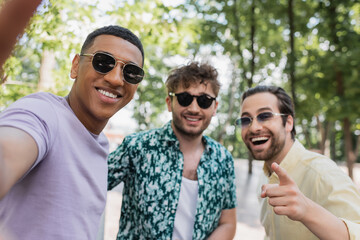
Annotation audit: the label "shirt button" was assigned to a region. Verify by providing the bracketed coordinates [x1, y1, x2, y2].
[171, 210, 175, 214]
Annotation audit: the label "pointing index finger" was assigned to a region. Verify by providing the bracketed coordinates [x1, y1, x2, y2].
[271, 162, 294, 186]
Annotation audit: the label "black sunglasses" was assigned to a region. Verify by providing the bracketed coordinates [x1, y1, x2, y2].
[169, 92, 216, 109]
[235, 112, 288, 128]
[80, 51, 144, 85]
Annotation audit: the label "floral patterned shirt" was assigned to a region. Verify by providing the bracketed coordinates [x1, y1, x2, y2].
[107, 121, 237, 240]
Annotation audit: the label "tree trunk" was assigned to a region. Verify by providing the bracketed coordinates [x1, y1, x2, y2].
[232, 0, 256, 173]
[330, 122, 336, 160]
[315, 115, 330, 154]
[344, 118, 354, 179]
[216, 68, 238, 144]
[328, 0, 354, 179]
[248, 151, 253, 174]
[288, 0, 297, 107]
[38, 49, 55, 91]
[302, 122, 312, 149]
[250, 0, 255, 84]
[246, 0, 256, 174]
[232, 0, 252, 87]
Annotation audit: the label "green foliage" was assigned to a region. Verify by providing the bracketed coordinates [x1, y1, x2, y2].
[0, 0, 97, 108]
[104, 0, 202, 130]
[1, 0, 359, 162]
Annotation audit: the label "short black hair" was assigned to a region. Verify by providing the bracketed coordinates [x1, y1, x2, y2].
[242, 85, 296, 140]
[80, 25, 144, 65]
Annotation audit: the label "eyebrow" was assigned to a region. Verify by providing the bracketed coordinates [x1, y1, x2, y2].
[241, 107, 273, 117]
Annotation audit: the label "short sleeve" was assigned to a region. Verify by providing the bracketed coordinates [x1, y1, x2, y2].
[0, 96, 58, 172]
[341, 218, 360, 240]
[107, 135, 135, 190]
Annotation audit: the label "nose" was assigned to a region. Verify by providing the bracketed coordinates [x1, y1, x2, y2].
[248, 117, 263, 131]
[103, 62, 125, 86]
[187, 97, 200, 112]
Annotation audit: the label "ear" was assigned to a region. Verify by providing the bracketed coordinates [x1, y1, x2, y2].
[166, 95, 172, 112]
[70, 54, 80, 79]
[212, 100, 219, 116]
[285, 115, 294, 133]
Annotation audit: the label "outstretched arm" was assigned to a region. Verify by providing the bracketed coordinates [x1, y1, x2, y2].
[0, 127, 38, 199]
[0, 0, 43, 67]
[261, 162, 349, 240]
[207, 208, 237, 240]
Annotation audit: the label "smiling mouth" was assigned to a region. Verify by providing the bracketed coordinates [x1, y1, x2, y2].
[186, 117, 199, 121]
[251, 136, 269, 145]
[184, 114, 202, 122]
[97, 89, 120, 99]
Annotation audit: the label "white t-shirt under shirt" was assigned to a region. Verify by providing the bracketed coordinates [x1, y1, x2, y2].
[172, 176, 199, 240]
[0, 92, 109, 240]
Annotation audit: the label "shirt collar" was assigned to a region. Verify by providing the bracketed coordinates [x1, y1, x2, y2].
[263, 139, 301, 180]
[159, 120, 211, 151]
[159, 121, 178, 143]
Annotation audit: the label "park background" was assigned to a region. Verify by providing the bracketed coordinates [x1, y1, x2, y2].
[0, 0, 359, 239]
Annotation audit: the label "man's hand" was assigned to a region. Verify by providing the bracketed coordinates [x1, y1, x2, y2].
[261, 162, 350, 240]
[0, 0, 43, 67]
[261, 162, 310, 221]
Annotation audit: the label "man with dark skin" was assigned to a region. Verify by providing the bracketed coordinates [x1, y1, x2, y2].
[0, 25, 145, 240]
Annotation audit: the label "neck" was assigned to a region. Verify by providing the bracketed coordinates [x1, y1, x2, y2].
[66, 92, 106, 135]
[171, 124, 205, 181]
[265, 138, 295, 173]
[171, 123, 204, 153]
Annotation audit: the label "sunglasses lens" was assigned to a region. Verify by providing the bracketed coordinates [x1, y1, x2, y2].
[92, 53, 116, 74]
[176, 92, 193, 107]
[197, 95, 214, 109]
[257, 112, 274, 122]
[123, 64, 144, 84]
[239, 117, 252, 127]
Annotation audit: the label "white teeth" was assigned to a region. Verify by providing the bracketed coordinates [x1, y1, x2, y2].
[251, 136, 269, 142]
[98, 89, 117, 99]
[186, 117, 199, 121]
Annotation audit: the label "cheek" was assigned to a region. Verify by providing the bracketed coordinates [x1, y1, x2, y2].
[241, 129, 247, 139]
[125, 85, 138, 98]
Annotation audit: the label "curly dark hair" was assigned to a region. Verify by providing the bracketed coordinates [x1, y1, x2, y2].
[165, 61, 220, 96]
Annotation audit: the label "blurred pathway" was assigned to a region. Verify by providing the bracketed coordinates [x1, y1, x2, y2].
[233, 160, 265, 239]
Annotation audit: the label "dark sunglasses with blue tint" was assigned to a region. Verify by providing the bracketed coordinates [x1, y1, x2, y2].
[80, 51, 145, 85]
[235, 112, 288, 128]
[169, 92, 216, 109]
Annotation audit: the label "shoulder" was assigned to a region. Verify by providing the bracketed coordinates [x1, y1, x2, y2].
[122, 127, 163, 146]
[299, 149, 341, 176]
[17, 92, 63, 104]
[286, 141, 340, 179]
[109, 126, 169, 160]
[0, 92, 65, 125]
[295, 149, 354, 191]
[5, 92, 65, 114]
[204, 135, 230, 152]
[203, 135, 233, 160]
